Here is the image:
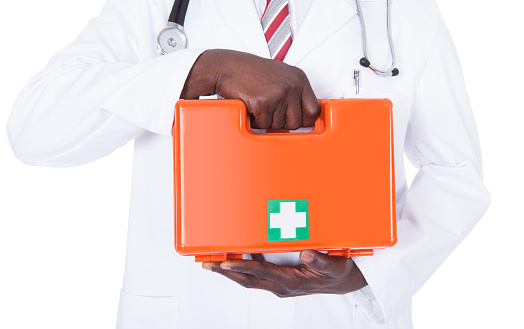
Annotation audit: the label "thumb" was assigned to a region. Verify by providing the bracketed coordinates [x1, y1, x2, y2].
[300, 250, 348, 277]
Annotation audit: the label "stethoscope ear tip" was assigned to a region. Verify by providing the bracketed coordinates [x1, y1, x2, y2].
[392, 68, 399, 76]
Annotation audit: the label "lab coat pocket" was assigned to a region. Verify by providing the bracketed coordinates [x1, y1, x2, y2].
[332, 69, 410, 106]
[353, 300, 414, 329]
[332, 76, 410, 110]
[116, 290, 179, 329]
[353, 305, 382, 329]
[333, 78, 411, 141]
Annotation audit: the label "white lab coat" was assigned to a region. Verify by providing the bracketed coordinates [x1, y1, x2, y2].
[6, 0, 490, 328]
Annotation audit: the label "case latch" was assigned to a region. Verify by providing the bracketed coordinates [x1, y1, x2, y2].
[328, 249, 374, 258]
[194, 253, 244, 262]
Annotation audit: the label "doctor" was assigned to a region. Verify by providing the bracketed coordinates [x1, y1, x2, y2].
[6, 0, 490, 328]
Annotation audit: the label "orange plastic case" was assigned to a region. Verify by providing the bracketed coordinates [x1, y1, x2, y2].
[173, 99, 397, 262]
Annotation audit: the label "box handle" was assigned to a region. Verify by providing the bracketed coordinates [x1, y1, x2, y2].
[245, 100, 328, 135]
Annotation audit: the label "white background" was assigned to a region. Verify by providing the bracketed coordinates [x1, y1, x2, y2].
[0, 1, 522, 328]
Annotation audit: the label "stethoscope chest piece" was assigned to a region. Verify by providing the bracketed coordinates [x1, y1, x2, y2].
[157, 22, 187, 55]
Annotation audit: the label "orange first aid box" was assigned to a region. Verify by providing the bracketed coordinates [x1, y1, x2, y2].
[173, 99, 397, 262]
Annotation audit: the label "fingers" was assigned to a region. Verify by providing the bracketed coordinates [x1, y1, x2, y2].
[269, 78, 319, 130]
[271, 103, 287, 129]
[202, 255, 359, 297]
[249, 253, 266, 262]
[300, 81, 321, 127]
[209, 50, 318, 129]
[220, 259, 292, 283]
[299, 250, 350, 277]
[253, 101, 303, 130]
[202, 259, 310, 296]
[202, 262, 286, 296]
[284, 98, 303, 130]
[251, 105, 274, 129]
[251, 100, 304, 130]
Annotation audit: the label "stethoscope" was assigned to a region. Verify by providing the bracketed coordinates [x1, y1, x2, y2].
[157, 0, 399, 77]
[156, 0, 189, 55]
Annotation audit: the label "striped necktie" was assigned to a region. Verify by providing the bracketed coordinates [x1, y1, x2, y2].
[261, 0, 292, 61]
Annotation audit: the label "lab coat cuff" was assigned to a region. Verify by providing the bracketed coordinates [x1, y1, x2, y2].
[353, 256, 388, 325]
[101, 49, 206, 136]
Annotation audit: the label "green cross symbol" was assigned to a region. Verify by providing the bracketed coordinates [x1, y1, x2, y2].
[267, 199, 309, 241]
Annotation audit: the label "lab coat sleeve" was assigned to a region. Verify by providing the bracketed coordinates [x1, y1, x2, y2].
[6, 0, 204, 167]
[352, 11, 491, 324]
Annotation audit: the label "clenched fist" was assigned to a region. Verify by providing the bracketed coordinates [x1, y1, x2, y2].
[180, 49, 320, 129]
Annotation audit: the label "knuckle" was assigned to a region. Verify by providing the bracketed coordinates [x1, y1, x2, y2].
[315, 258, 330, 272]
[250, 97, 271, 112]
[300, 107, 319, 127]
[304, 108, 320, 119]
[247, 99, 264, 117]
[295, 71, 310, 88]
[291, 66, 307, 79]
[280, 68, 305, 89]
[266, 85, 287, 100]
[254, 114, 273, 129]
[305, 104, 321, 117]
[289, 83, 304, 95]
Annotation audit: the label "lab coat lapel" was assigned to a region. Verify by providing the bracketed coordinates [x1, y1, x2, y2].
[284, 0, 358, 66]
[214, 0, 270, 58]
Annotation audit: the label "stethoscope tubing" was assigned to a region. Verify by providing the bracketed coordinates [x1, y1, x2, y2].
[159, 0, 399, 77]
[169, 0, 190, 26]
[356, 0, 398, 77]
[156, 0, 189, 55]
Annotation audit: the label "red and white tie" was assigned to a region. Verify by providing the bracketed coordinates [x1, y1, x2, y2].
[261, 0, 292, 61]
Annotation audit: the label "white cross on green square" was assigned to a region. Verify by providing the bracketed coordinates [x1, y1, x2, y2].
[267, 199, 309, 241]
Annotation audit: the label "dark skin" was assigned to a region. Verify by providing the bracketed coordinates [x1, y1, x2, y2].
[203, 250, 368, 297]
[180, 49, 320, 129]
[181, 49, 368, 297]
